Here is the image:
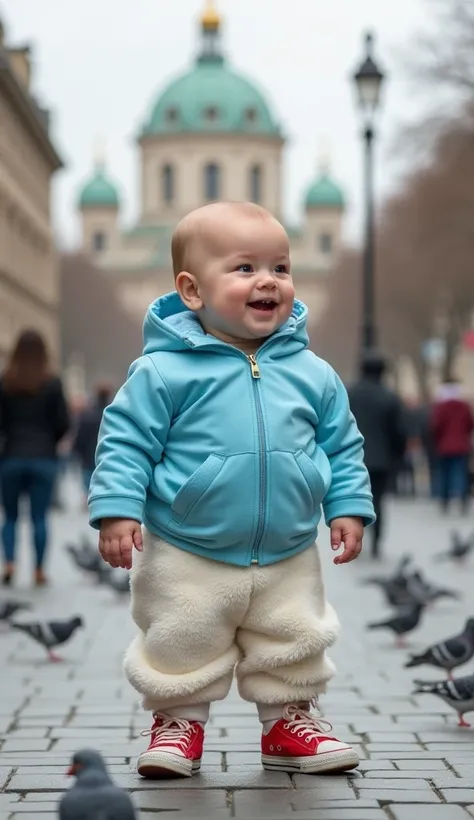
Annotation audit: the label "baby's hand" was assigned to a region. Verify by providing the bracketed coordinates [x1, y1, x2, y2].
[330, 517, 363, 565]
[99, 518, 143, 570]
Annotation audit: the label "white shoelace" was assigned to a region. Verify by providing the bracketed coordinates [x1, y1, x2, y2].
[141, 713, 196, 752]
[282, 704, 334, 742]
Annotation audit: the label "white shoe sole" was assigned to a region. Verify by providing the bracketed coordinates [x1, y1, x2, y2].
[137, 751, 201, 779]
[262, 749, 359, 773]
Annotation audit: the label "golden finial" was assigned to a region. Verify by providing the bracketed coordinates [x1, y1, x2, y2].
[201, 0, 220, 31]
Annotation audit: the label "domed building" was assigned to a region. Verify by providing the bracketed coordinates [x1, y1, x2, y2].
[77, 1, 345, 323]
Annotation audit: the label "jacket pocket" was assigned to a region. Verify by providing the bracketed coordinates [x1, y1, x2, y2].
[168, 452, 257, 547]
[171, 453, 226, 521]
[294, 448, 331, 506]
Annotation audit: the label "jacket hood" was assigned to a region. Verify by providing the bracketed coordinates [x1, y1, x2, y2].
[142, 291, 309, 357]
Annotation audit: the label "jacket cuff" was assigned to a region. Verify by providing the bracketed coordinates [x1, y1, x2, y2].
[323, 496, 376, 528]
[88, 496, 143, 530]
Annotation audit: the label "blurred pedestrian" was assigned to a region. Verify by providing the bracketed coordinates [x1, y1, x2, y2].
[0, 330, 70, 586]
[348, 351, 407, 559]
[431, 379, 474, 514]
[72, 382, 114, 502]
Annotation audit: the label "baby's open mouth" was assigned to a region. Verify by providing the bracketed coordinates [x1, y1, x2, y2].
[248, 300, 277, 312]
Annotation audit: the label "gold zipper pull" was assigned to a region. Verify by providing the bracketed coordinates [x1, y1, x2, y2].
[248, 354, 261, 379]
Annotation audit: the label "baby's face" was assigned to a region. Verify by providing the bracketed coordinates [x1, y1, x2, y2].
[191, 214, 294, 347]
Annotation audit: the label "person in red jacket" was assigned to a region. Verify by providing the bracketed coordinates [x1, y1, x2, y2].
[430, 379, 474, 513]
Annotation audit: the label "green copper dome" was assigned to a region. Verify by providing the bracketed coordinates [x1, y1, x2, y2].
[78, 165, 120, 208]
[140, 17, 281, 137]
[305, 173, 345, 209]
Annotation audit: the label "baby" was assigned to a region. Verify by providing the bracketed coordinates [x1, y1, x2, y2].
[89, 201, 375, 779]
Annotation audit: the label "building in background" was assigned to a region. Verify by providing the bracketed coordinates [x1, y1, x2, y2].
[76, 2, 345, 324]
[0, 20, 62, 366]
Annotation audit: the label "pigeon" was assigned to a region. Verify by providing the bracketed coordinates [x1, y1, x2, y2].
[362, 575, 416, 608]
[103, 569, 130, 596]
[366, 602, 425, 647]
[10, 616, 83, 661]
[0, 600, 31, 623]
[405, 571, 461, 606]
[60, 748, 137, 819]
[413, 674, 474, 727]
[405, 618, 474, 678]
[66, 538, 104, 575]
[434, 531, 474, 563]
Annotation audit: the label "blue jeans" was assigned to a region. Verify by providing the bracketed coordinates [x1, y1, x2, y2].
[436, 454, 470, 505]
[0, 457, 57, 569]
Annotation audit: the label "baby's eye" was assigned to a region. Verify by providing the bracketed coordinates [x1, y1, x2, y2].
[275, 264, 289, 274]
[237, 264, 253, 273]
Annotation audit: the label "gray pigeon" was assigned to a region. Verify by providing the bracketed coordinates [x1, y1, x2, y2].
[366, 601, 425, 646]
[11, 616, 83, 661]
[435, 530, 474, 563]
[413, 674, 474, 727]
[405, 571, 461, 606]
[66, 538, 109, 581]
[405, 618, 474, 678]
[60, 749, 137, 819]
[0, 600, 31, 622]
[103, 569, 130, 596]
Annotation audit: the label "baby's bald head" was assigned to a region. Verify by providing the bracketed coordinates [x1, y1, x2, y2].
[171, 201, 280, 278]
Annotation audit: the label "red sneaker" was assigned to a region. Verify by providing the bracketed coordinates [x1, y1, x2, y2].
[261, 705, 359, 774]
[137, 713, 204, 778]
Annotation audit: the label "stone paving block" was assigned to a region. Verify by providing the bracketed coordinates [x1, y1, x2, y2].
[395, 759, 450, 770]
[364, 769, 457, 780]
[291, 795, 381, 810]
[357, 759, 396, 771]
[9, 805, 58, 814]
[135, 789, 229, 811]
[0, 740, 51, 753]
[361, 789, 441, 803]
[390, 807, 471, 820]
[441, 791, 474, 803]
[5, 729, 49, 739]
[232, 791, 294, 816]
[292, 812, 387, 820]
[365, 743, 424, 752]
[357, 777, 436, 789]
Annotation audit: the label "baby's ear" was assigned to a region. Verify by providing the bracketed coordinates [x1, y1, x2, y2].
[176, 271, 203, 311]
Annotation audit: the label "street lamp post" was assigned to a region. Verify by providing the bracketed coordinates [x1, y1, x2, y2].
[353, 33, 385, 353]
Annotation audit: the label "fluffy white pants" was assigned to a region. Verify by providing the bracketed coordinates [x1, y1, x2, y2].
[124, 531, 340, 711]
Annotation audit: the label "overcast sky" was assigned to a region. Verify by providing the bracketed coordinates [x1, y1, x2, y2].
[2, 0, 430, 247]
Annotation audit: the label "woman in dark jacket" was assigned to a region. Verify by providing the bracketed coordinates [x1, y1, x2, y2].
[0, 330, 70, 586]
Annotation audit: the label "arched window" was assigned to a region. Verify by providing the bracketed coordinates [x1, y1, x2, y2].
[319, 232, 333, 254]
[204, 106, 219, 122]
[204, 163, 221, 201]
[249, 164, 263, 204]
[92, 231, 106, 252]
[162, 164, 174, 205]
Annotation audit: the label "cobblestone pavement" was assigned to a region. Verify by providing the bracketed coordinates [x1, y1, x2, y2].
[1, 479, 474, 818]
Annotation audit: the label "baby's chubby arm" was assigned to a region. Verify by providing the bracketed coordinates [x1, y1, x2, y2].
[316, 365, 375, 563]
[88, 356, 173, 567]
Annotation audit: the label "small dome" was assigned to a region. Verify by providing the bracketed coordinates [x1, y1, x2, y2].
[78, 165, 120, 209]
[305, 172, 344, 209]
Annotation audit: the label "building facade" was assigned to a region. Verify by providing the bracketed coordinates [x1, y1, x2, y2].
[0, 21, 62, 366]
[77, 2, 346, 325]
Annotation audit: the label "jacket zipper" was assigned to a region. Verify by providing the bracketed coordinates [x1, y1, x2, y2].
[248, 354, 266, 564]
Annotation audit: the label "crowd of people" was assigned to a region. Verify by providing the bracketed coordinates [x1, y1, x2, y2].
[348, 351, 474, 558]
[0, 326, 473, 585]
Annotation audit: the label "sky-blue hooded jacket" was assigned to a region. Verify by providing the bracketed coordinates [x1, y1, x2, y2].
[89, 292, 375, 566]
